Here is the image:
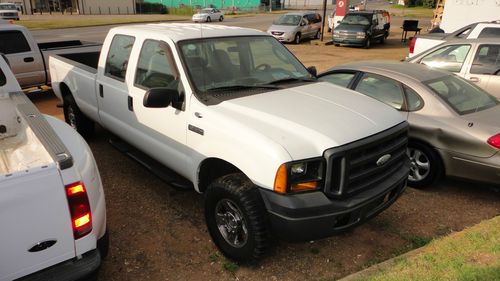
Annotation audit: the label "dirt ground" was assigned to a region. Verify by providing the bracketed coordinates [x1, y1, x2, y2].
[29, 26, 500, 281]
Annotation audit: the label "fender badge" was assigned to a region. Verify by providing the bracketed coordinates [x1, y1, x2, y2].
[376, 154, 392, 166]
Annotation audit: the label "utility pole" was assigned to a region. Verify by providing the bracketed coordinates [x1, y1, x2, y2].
[320, 0, 327, 41]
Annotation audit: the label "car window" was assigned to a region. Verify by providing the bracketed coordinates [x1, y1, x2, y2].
[0, 31, 31, 54]
[274, 14, 301, 26]
[470, 44, 500, 75]
[135, 40, 177, 89]
[355, 73, 404, 110]
[318, 72, 356, 88]
[0, 67, 6, 86]
[420, 44, 471, 73]
[105, 34, 135, 81]
[424, 75, 498, 115]
[477, 28, 500, 38]
[403, 85, 424, 111]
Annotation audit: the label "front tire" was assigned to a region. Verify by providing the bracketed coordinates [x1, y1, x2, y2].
[219, 16, 224, 21]
[63, 94, 94, 138]
[364, 38, 371, 49]
[294, 33, 301, 44]
[407, 142, 442, 188]
[205, 173, 270, 262]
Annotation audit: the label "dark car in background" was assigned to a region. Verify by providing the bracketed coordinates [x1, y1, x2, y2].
[333, 10, 390, 48]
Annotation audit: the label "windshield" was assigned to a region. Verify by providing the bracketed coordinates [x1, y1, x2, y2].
[424, 75, 499, 115]
[179, 36, 312, 93]
[0, 4, 16, 10]
[273, 15, 301, 26]
[341, 14, 371, 25]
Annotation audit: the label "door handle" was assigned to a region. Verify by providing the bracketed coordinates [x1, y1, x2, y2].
[469, 77, 480, 83]
[99, 84, 103, 97]
[128, 96, 133, 111]
[24, 57, 34, 62]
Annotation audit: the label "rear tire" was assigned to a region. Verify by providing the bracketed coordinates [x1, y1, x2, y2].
[407, 141, 442, 188]
[205, 173, 270, 262]
[63, 94, 94, 138]
[315, 30, 321, 39]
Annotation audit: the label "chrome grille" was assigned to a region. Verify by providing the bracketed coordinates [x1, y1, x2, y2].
[324, 123, 409, 198]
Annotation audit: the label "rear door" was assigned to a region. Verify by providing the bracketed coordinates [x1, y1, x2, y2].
[0, 29, 45, 87]
[0, 166, 75, 280]
[463, 43, 500, 99]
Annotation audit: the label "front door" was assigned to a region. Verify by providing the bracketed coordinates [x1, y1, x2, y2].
[464, 43, 500, 99]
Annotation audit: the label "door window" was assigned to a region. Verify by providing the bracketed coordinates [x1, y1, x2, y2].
[0, 31, 31, 54]
[318, 72, 356, 88]
[470, 44, 500, 75]
[477, 28, 500, 38]
[135, 40, 177, 89]
[419, 44, 471, 73]
[355, 73, 404, 110]
[105, 34, 135, 81]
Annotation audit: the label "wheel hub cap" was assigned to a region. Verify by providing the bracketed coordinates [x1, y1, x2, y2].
[215, 199, 248, 248]
[407, 148, 430, 182]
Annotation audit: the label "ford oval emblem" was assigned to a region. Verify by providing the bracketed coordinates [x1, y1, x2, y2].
[376, 154, 392, 166]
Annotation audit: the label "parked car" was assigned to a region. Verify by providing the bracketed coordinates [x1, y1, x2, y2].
[408, 21, 500, 58]
[319, 61, 500, 187]
[0, 55, 108, 281]
[407, 38, 500, 100]
[192, 8, 224, 22]
[0, 23, 101, 91]
[332, 10, 390, 48]
[49, 23, 410, 261]
[267, 11, 322, 44]
[0, 3, 19, 21]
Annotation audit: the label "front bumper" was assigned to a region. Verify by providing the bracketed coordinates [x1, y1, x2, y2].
[260, 165, 408, 241]
[269, 32, 294, 43]
[0, 14, 19, 20]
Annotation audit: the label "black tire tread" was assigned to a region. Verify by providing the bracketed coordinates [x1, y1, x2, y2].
[63, 94, 95, 138]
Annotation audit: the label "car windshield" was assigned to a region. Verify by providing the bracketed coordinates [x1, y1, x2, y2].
[273, 15, 301, 26]
[424, 75, 499, 115]
[0, 4, 16, 10]
[179, 36, 312, 93]
[341, 14, 371, 25]
[200, 9, 212, 13]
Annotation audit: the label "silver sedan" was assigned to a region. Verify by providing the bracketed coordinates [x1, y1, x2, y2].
[318, 61, 500, 187]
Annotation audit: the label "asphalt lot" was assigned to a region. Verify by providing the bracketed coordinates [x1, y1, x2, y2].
[26, 6, 500, 281]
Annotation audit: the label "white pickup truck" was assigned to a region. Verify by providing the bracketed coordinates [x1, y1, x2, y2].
[408, 21, 500, 58]
[0, 23, 101, 90]
[49, 23, 410, 261]
[0, 56, 107, 280]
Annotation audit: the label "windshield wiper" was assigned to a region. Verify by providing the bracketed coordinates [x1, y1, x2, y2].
[206, 84, 280, 92]
[265, 77, 317, 85]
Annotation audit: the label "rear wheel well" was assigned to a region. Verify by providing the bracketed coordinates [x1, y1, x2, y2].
[198, 158, 242, 193]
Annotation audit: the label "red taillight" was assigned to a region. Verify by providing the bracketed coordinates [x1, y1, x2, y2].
[409, 37, 416, 54]
[487, 134, 500, 149]
[65, 182, 92, 239]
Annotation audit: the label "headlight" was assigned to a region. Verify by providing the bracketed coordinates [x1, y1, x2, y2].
[356, 32, 366, 38]
[274, 158, 325, 194]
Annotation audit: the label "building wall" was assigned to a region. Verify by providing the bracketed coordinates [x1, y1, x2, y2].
[79, 0, 135, 15]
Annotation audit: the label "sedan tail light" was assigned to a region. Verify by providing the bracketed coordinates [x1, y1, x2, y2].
[65, 182, 92, 239]
[487, 133, 500, 149]
[409, 37, 416, 55]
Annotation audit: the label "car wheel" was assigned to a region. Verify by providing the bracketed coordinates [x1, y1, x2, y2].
[294, 33, 301, 44]
[219, 16, 224, 21]
[379, 35, 385, 44]
[364, 38, 371, 49]
[63, 94, 94, 138]
[205, 173, 270, 262]
[407, 142, 442, 188]
[206, 16, 211, 22]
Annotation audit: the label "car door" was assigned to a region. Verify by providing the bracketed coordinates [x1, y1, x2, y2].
[0, 30, 45, 87]
[300, 16, 311, 37]
[463, 43, 500, 99]
[127, 38, 189, 175]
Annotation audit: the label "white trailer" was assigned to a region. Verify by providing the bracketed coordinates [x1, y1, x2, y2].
[440, 0, 500, 32]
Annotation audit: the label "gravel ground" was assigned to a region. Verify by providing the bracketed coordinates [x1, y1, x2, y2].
[29, 26, 500, 281]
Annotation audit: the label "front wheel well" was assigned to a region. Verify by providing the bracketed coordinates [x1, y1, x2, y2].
[197, 158, 242, 193]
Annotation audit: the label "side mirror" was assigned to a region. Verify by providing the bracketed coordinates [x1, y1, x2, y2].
[307, 66, 317, 77]
[300, 21, 306, 26]
[143, 87, 177, 108]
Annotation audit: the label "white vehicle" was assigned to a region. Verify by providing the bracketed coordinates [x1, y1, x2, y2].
[49, 23, 409, 261]
[408, 21, 500, 58]
[0, 56, 107, 281]
[192, 8, 223, 22]
[0, 3, 19, 21]
[0, 24, 101, 90]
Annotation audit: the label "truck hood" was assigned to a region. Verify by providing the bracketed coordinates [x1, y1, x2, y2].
[215, 82, 404, 160]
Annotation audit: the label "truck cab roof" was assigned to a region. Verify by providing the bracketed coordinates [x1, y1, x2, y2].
[110, 23, 266, 42]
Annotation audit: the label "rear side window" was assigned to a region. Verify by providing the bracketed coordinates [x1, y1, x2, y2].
[0, 31, 31, 54]
[307, 13, 321, 23]
[105, 34, 135, 81]
[403, 85, 423, 111]
[470, 44, 500, 75]
[477, 28, 500, 38]
[355, 73, 404, 110]
[135, 40, 177, 89]
[0, 67, 6, 86]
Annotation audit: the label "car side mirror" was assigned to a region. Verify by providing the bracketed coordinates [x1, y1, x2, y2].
[301, 21, 306, 26]
[307, 66, 317, 77]
[143, 87, 178, 108]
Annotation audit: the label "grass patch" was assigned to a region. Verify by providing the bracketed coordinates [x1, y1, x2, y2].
[222, 261, 239, 276]
[208, 252, 220, 263]
[389, 5, 434, 18]
[354, 216, 500, 281]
